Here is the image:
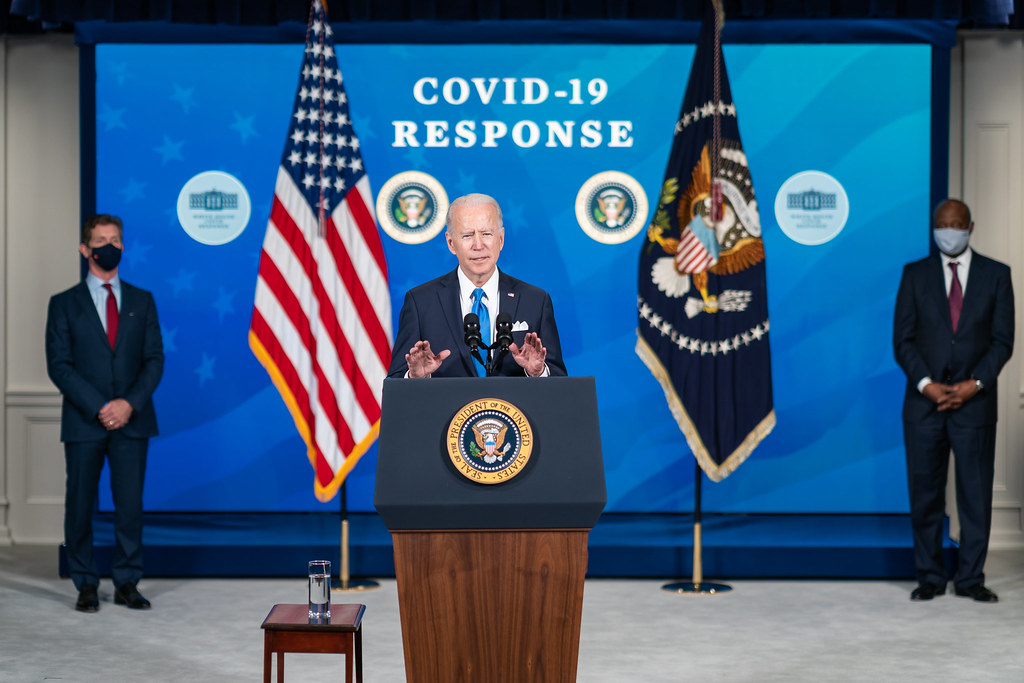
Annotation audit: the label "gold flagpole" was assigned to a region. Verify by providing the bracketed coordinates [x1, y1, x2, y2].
[662, 462, 731, 595]
[310, 0, 376, 596]
[333, 481, 379, 592]
[661, 0, 732, 598]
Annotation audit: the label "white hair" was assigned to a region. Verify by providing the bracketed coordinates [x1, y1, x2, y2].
[446, 193, 503, 231]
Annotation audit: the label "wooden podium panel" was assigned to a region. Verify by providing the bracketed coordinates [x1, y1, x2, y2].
[393, 529, 588, 683]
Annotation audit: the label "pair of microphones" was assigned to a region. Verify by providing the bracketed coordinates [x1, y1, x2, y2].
[464, 312, 513, 376]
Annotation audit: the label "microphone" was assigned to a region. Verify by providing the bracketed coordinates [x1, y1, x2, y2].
[495, 312, 513, 351]
[487, 312, 514, 376]
[463, 312, 482, 351]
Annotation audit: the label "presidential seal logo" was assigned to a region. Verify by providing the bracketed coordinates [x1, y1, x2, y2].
[446, 398, 533, 485]
[176, 170, 252, 246]
[375, 171, 449, 245]
[575, 171, 649, 245]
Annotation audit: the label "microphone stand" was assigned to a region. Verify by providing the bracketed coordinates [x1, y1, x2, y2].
[486, 345, 509, 376]
[470, 345, 490, 375]
[466, 315, 512, 376]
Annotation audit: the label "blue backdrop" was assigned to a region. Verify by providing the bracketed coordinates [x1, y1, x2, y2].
[93, 42, 931, 514]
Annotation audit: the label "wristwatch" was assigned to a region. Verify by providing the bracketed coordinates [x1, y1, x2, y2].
[975, 378, 984, 390]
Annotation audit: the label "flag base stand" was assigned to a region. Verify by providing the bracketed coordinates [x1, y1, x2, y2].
[662, 468, 732, 596]
[661, 581, 732, 595]
[332, 578, 380, 592]
[332, 489, 381, 593]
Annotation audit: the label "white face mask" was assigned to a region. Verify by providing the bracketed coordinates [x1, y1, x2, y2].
[933, 227, 970, 256]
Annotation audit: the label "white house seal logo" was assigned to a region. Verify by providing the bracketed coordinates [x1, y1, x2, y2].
[575, 171, 649, 245]
[176, 170, 252, 246]
[446, 398, 533, 485]
[375, 171, 449, 244]
[773, 170, 849, 246]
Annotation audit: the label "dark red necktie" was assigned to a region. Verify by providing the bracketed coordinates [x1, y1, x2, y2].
[948, 262, 962, 332]
[103, 283, 118, 348]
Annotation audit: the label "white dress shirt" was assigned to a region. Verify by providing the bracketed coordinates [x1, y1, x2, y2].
[456, 267, 499, 345]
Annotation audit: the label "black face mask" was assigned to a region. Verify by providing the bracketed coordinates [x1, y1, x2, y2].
[90, 243, 122, 271]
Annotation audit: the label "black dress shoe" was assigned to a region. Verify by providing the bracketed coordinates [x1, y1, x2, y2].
[910, 583, 946, 601]
[114, 582, 152, 609]
[954, 584, 998, 603]
[75, 584, 99, 612]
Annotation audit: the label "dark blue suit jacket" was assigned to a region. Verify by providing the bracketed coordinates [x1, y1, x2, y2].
[388, 268, 566, 378]
[45, 280, 164, 442]
[893, 251, 1014, 426]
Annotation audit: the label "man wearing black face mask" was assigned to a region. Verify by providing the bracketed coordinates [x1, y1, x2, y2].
[45, 214, 164, 612]
[893, 199, 1014, 603]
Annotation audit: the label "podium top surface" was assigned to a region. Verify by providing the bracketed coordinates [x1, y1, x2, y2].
[374, 376, 607, 531]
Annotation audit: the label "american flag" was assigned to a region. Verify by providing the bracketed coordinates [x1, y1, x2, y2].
[249, 0, 392, 502]
[675, 215, 719, 274]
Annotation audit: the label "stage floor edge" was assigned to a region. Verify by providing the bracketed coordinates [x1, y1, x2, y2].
[58, 512, 954, 579]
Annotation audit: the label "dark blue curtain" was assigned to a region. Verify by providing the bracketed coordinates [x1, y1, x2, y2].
[7, 0, 1022, 29]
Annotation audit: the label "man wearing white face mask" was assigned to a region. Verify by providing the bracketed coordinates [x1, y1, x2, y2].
[893, 199, 1014, 603]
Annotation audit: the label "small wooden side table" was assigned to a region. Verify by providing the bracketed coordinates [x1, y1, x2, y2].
[261, 603, 365, 683]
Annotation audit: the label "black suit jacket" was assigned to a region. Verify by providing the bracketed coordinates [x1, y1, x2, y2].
[45, 280, 164, 442]
[388, 268, 566, 378]
[893, 251, 1014, 425]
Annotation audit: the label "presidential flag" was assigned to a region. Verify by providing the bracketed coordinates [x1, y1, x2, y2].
[249, 0, 392, 502]
[636, 0, 774, 481]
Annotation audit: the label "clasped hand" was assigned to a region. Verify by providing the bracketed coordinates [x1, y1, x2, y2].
[923, 380, 980, 411]
[98, 398, 133, 430]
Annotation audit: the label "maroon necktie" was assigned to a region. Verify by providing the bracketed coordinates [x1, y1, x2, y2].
[103, 283, 118, 348]
[948, 262, 962, 333]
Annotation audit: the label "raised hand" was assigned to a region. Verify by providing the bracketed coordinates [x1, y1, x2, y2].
[406, 340, 451, 378]
[509, 332, 547, 377]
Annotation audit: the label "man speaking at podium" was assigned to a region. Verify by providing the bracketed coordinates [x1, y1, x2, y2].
[388, 193, 566, 379]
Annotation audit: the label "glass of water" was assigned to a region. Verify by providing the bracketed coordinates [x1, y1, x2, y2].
[308, 560, 331, 620]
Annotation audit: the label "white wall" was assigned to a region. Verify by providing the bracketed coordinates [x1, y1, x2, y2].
[0, 36, 7, 544]
[957, 32, 1024, 548]
[2, 31, 1022, 548]
[2, 34, 80, 544]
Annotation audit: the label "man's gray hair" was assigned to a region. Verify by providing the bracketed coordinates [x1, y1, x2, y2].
[446, 193, 503, 231]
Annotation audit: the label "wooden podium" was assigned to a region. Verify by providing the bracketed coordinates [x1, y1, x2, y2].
[376, 377, 606, 683]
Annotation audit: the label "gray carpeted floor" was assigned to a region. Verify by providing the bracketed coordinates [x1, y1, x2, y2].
[1, 544, 1022, 682]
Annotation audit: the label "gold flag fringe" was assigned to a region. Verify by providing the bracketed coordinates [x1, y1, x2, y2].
[636, 331, 775, 482]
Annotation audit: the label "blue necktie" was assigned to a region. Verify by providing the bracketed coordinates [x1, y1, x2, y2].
[472, 288, 489, 377]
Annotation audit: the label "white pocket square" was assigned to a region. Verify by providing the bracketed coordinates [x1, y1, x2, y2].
[512, 321, 529, 332]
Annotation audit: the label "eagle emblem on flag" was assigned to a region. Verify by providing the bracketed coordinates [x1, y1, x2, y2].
[647, 140, 764, 319]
